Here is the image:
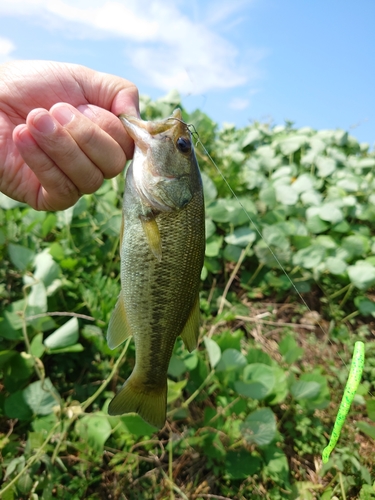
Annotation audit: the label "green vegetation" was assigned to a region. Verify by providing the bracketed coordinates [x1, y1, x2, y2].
[1, 91, 375, 499]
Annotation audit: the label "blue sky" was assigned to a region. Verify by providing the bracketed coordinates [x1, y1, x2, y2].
[0, 0, 374, 147]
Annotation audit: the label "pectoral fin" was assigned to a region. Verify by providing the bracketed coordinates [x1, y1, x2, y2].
[140, 216, 162, 262]
[107, 291, 132, 349]
[119, 215, 124, 251]
[180, 295, 200, 352]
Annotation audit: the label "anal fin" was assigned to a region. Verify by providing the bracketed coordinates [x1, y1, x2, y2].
[107, 291, 132, 349]
[180, 295, 200, 352]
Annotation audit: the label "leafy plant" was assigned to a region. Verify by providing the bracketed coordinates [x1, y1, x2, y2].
[0, 91, 374, 499]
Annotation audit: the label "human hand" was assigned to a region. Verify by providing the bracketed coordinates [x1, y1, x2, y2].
[0, 60, 139, 210]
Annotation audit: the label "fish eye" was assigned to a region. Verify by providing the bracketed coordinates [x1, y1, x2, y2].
[176, 137, 191, 154]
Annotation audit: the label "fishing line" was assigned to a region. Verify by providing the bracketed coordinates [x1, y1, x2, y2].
[187, 125, 368, 462]
[168, 114, 368, 460]
[191, 131, 328, 325]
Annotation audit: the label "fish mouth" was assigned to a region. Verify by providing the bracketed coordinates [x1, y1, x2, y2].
[119, 109, 189, 155]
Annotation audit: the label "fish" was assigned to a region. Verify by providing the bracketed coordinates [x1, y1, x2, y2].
[107, 109, 205, 429]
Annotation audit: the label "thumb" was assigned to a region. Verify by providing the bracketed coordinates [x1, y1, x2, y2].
[71, 65, 140, 117]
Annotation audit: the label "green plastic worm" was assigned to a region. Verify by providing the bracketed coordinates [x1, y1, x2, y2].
[322, 341, 365, 463]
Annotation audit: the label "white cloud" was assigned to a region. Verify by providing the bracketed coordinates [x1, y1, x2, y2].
[229, 97, 250, 110]
[0, 0, 265, 94]
[0, 37, 16, 63]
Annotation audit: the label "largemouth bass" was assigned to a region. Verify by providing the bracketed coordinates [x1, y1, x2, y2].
[107, 109, 205, 428]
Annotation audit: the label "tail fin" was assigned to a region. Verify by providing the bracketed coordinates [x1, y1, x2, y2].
[108, 375, 167, 429]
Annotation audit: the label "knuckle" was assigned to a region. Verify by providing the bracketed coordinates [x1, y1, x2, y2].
[103, 152, 127, 179]
[79, 169, 103, 194]
[75, 123, 98, 150]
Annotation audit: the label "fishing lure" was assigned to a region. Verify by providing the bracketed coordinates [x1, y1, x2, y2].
[322, 341, 365, 463]
[192, 130, 367, 464]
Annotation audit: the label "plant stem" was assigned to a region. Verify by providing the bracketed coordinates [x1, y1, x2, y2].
[0, 421, 60, 497]
[218, 247, 248, 315]
[51, 337, 131, 463]
[169, 429, 174, 500]
[25, 311, 98, 322]
[246, 262, 264, 287]
[167, 370, 216, 418]
[339, 472, 346, 500]
[339, 284, 354, 310]
[341, 310, 360, 323]
[328, 284, 351, 301]
[161, 469, 189, 500]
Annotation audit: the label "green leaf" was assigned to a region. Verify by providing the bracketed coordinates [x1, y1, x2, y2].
[120, 414, 157, 436]
[241, 407, 277, 446]
[48, 343, 84, 354]
[3, 352, 34, 392]
[205, 235, 223, 257]
[263, 445, 289, 483]
[23, 378, 60, 415]
[205, 218, 216, 239]
[262, 225, 290, 250]
[291, 381, 321, 400]
[32, 249, 60, 287]
[168, 355, 186, 378]
[275, 184, 299, 205]
[316, 156, 336, 177]
[4, 456, 25, 480]
[278, 135, 306, 155]
[306, 214, 329, 234]
[259, 185, 277, 208]
[17, 473, 33, 494]
[293, 245, 326, 269]
[201, 171, 218, 203]
[30, 333, 45, 358]
[291, 174, 314, 193]
[76, 413, 112, 452]
[301, 190, 323, 206]
[279, 335, 304, 364]
[0, 350, 17, 367]
[348, 261, 375, 290]
[225, 450, 261, 479]
[214, 329, 243, 351]
[357, 421, 375, 440]
[342, 235, 370, 258]
[8, 243, 35, 271]
[325, 257, 348, 275]
[41, 213, 57, 237]
[56, 206, 74, 228]
[167, 378, 187, 404]
[242, 128, 262, 149]
[247, 349, 273, 365]
[318, 203, 343, 224]
[203, 337, 221, 368]
[215, 348, 247, 373]
[44, 317, 79, 349]
[366, 400, 375, 422]
[355, 297, 375, 317]
[4, 391, 33, 420]
[223, 244, 243, 262]
[234, 363, 275, 400]
[26, 281, 47, 315]
[224, 226, 256, 247]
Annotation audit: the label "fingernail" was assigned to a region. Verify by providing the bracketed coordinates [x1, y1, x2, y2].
[52, 105, 75, 126]
[77, 104, 96, 120]
[33, 111, 56, 134]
